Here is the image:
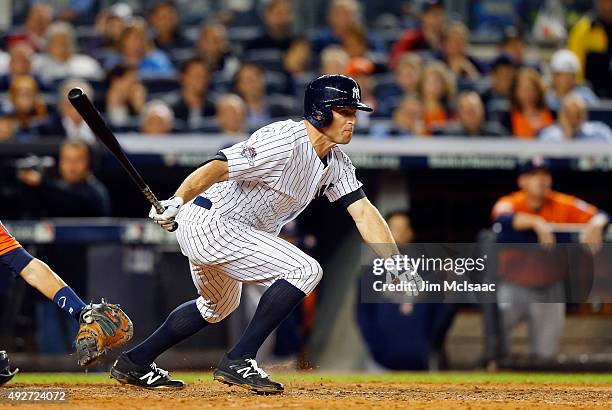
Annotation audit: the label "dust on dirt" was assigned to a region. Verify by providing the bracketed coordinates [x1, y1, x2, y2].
[1, 380, 611, 409]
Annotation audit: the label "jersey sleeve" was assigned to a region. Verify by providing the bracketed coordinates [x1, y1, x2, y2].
[491, 196, 516, 220]
[220, 127, 292, 185]
[566, 197, 598, 223]
[324, 151, 364, 204]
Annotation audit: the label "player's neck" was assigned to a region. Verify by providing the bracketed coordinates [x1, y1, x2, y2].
[304, 120, 335, 158]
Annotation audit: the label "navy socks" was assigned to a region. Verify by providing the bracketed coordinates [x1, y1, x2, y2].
[228, 279, 306, 360]
[125, 299, 209, 366]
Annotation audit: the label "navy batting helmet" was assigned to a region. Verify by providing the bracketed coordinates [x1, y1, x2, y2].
[304, 75, 373, 129]
[0, 351, 18, 386]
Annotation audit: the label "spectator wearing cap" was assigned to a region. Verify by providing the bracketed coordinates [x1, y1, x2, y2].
[89, 3, 132, 61]
[0, 43, 48, 92]
[510, 68, 553, 139]
[105, 64, 147, 128]
[246, 0, 295, 52]
[196, 22, 240, 80]
[540, 94, 612, 141]
[434, 22, 487, 82]
[371, 96, 426, 138]
[320, 45, 349, 75]
[568, 0, 612, 97]
[104, 17, 175, 77]
[435, 92, 507, 137]
[491, 158, 609, 361]
[148, 1, 191, 55]
[170, 57, 215, 131]
[418, 62, 456, 134]
[7, 4, 53, 52]
[32, 22, 103, 84]
[498, 26, 541, 72]
[389, 0, 446, 69]
[234, 62, 295, 129]
[214, 94, 248, 137]
[546, 49, 598, 111]
[40, 79, 96, 143]
[311, 0, 383, 55]
[140, 100, 175, 135]
[481, 53, 515, 115]
[346, 57, 377, 126]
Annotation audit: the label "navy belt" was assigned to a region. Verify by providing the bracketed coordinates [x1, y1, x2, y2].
[194, 196, 212, 210]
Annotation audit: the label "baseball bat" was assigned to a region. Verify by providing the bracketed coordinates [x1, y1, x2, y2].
[67, 87, 178, 232]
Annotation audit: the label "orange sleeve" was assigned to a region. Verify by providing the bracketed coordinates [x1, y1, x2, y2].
[565, 197, 598, 223]
[492, 195, 517, 219]
[0, 223, 21, 256]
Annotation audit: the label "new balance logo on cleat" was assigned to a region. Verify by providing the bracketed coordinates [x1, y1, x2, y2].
[234, 365, 259, 379]
[213, 354, 284, 395]
[110, 354, 185, 390]
[139, 371, 162, 385]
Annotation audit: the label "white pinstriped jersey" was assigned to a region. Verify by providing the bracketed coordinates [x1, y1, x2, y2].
[182, 119, 363, 235]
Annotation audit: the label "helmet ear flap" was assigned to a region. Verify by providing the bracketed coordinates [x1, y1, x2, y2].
[319, 106, 333, 128]
[307, 106, 332, 129]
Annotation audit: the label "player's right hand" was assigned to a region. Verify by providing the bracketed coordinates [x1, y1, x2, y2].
[149, 196, 183, 231]
[384, 254, 423, 299]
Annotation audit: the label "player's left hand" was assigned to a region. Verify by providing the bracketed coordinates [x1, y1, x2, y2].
[149, 196, 183, 231]
[76, 300, 133, 366]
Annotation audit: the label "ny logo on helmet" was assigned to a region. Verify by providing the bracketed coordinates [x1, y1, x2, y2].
[352, 87, 360, 100]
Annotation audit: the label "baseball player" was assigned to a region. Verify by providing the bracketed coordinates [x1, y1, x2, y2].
[110, 75, 422, 394]
[0, 220, 133, 385]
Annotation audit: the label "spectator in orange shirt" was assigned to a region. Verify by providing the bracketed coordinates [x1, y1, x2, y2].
[510, 68, 553, 139]
[418, 62, 455, 134]
[491, 158, 609, 360]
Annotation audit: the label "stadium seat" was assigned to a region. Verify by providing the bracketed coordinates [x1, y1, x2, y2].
[245, 49, 284, 73]
[265, 72, 290, 95]
[142, 77, 181, 96]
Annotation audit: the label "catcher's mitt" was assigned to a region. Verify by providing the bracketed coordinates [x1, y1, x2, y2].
[75, 300, 133, 366]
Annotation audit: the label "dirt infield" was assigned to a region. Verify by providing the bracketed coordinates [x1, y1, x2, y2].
[2, 378, 611, 409]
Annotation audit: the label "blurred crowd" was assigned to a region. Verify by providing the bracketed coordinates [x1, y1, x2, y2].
[1, 0, 612, 143]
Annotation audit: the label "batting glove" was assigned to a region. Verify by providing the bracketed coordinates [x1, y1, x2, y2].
[149, 196, 183, 231]
[384, 254, 424, 298]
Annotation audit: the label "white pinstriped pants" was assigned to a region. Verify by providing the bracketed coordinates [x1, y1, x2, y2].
[175, 211, 323, 323]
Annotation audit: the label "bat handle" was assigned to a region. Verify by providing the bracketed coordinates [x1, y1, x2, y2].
[143, 186, 179, 232]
